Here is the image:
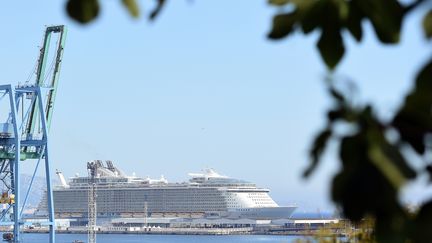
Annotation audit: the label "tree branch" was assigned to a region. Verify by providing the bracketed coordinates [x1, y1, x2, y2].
[404, 0, 428, 14]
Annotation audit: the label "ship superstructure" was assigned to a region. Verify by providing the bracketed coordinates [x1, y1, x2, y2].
[38, 160, 296, 221]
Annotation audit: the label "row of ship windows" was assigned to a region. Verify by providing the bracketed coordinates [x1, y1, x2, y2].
[97, 191, 222, 194]
[79, 202, 226, 206]
[57, 197, 224, 201]
[60, 198, 270, 203]
[92, 204, 226, 208]
[227, 203, 272, 206]
[57, 192, 222, 197]
[99, 202, 223, 205]
[107, 194, 221, 199]
[250, 195, 266, 197]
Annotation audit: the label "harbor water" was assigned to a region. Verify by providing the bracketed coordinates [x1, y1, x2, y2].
[22, 233, 313, 243]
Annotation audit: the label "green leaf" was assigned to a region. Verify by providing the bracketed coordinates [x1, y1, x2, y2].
[304, 128, 332, 177]
[291, 0, 316, 12]
[66, 0, 100, 24]
[426, 165, 432, 183]
[356, 0, 403, 43]
[374, 210, 410, 243]
[416, 58, 432, 89]
[339, 134, 367, 168]
[268, 12, 298, 40]
[122, 0, 140, 18]
[413, 201, 432, 243]
[368, 144, 408, 189]
[300, 1, 325, 34]
[268, 0, 290, 6]
[380, 142, 416, 180]
[393, 59, 432, 154]
[313, 0, 345, 70]
[334, 134, 402, 223]
[334, 0, 349, 20]
[333, 135, 371, 221]
[423, 10, 432, 39]
[149, 0, 166, 20]
[329, 87, 345, 102]
[345, 0, 364, 41]
[301, 0, 346, 35]
[327, 108, 345, 122]
[393, 112, 428, 154]
[317, 27, 345, 70]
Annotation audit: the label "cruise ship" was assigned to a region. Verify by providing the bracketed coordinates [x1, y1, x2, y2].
[37, 160, 296, 222]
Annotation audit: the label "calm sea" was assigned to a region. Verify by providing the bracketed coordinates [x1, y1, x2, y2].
[21, 233, 314, 243]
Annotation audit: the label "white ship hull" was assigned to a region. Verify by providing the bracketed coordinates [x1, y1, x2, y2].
[37, 161, 296, 221]
[226, 206, 296, 219]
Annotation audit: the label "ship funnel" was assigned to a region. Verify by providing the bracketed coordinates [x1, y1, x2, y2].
[56, 169, 69, 188]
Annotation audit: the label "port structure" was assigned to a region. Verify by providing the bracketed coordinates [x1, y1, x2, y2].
[87, 161, 98, 243]
[0, 25, 67, 242]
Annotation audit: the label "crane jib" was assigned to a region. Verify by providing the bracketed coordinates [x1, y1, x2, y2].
[26, 25, 67, 136]
[0, 25, 67, 243]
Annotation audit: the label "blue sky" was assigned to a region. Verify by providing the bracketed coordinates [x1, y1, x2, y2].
[0, 1, 430, 211]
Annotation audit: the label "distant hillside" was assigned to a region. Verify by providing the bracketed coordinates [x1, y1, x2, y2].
[20, 174, 59, 209]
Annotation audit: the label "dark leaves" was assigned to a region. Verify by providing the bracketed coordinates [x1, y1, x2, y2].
[374, 209, 410, 243]
[332, 134, 400, 222]
[376, 142, 416, 180]
[333, 132, 410, 242]
[66, 0, 100, 24]
[345, 0, 364, 41]
[268, 12, 298, 39]
[414, 59, 432, 91]
[313, 81, 419, 242]
[310, 0, 346, 70]
[327, 108, 345, 122]
[304, 128, 332, 177]
[150, 0, 166, 20]
[412, 201, 432, 243]
[393, 110, 428, 154]
[317, 26, 345, 70]
[268, 0, 406, 69]
[355, 0, 403, 43]
[329, 87, 345, 102]
[268, 0, 289, 7]
[393, 59, 432, 154]
[314, 2, 345, 70]
[265, 1, 430, 242]
[423, 10, 432, 39]
[427, 165, 432, 182]
[368, 141, 415, 189]
[300, 1, 325, 34]
[66, 0, 166, 24]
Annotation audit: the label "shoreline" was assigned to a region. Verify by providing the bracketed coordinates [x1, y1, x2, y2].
[21, 228, 345, 237]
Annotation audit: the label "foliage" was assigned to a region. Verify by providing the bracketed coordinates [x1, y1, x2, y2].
[271, 0, 432, 242]
[64, 0, 432, 242]
[346, 217, 376, 243]
[66, 0, 165, 23]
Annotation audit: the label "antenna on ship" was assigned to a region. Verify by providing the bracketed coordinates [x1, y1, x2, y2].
[87, 161, 98, 243]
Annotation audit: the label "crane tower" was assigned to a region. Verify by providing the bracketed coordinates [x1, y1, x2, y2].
[87, 161, 97, 243]
[0, 25, 67, 243]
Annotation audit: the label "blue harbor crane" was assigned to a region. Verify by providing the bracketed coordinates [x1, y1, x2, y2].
[0, 25, 67, 243]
